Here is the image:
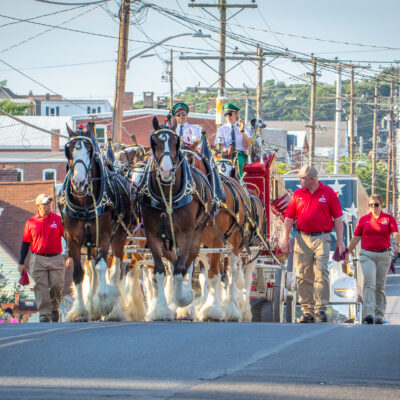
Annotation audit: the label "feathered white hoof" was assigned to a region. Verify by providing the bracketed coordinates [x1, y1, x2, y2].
[106, 300, 127, 321]
[173, 274, 193, 307]
[66, 304, 90, 322]
[176, 304, 194, 320]
[86, 298, 102, 321]
[93, 284, 119, 317]
[197, 304, 224, 321]
[146, 303, 176, 321]
[223, 298, 242, 322]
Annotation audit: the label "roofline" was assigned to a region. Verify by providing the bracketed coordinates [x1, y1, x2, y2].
[71, 108, 217, 121]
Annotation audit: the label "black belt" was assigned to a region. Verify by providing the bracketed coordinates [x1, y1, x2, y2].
[33, 253, 59, 257]
[366, 248, 390, 253]
[300, 231, 330, 237]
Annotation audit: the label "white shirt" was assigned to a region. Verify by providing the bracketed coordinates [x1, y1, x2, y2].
[214, 122, 251, 152]
[176, 122, 201, 145]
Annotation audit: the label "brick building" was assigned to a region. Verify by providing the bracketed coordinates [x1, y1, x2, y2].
[73, 108, 218, 147]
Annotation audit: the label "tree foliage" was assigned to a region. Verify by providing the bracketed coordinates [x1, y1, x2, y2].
[325, 154, 387, 198]
[0, 99, 31, 115]
[161, 67, 399, 153]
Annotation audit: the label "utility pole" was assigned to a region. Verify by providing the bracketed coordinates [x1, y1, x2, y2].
[219, 0, 226, 97]
[390, 75, 396, 216]
[307, 56, 317, 166]
[112, 0, 130, 143]
[170, 49, 174, 109]
[349, 65, 355, 174]
[371, 80, 378, 194]
[189, 1, 257, 97]
[257, 45, 263, 119]
[334, 59, 342, 174]
[386, 76, 393, 213]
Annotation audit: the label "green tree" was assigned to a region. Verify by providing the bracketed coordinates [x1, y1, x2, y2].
[325, 154, 387, 199]
[0, 99, 31, 115]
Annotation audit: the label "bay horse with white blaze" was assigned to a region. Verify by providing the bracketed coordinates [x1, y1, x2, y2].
[138, 117, 212, 321]
[58, 122, 135, 321]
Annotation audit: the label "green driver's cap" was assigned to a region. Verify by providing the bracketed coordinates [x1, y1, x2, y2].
[171, 102, 189, 116]
[223, 102, 240, 113]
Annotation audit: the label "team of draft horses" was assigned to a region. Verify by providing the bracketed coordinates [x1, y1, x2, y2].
[58, 114, 270, 323]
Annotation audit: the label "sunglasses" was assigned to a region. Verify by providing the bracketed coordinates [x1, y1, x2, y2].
[368, 203, 380, 207]
[175, 112, 187, 117]
[224, 111, 234, 117]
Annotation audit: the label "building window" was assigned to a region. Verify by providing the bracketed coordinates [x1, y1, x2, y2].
[45, 107, 49, 116]
[43, 168, 57, 182]
[50, 108, 55, 116]
[16, 168, 24, 182]
[97, 107, 101, 113]
[56, 106, 60, 116]
[87, 106, 91, 114]
[95, 125, 106, 146]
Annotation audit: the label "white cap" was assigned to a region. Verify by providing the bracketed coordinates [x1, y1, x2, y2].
[35, 193, 53, 205]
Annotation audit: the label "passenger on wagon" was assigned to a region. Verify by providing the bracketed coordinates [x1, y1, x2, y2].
[214, 102, 252, 177]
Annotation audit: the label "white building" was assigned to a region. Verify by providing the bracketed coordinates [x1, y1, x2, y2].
[41, 99, 112, 117]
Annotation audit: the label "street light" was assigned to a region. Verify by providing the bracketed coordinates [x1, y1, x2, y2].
[127, 30, 211, 69]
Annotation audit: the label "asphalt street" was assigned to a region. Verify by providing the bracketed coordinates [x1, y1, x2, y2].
[0, 266, 399, 400]
[0, 314, 399, 400]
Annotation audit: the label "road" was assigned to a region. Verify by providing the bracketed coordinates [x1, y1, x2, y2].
[0, 316, 399, 400]
[0, 266, 399, 400]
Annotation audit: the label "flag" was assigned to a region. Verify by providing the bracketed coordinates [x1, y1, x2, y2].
[271, 193, 291, 221]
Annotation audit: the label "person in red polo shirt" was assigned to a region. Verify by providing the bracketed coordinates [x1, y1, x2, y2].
[346, 194, 400, 324]
[18, 194, 67, 323]
[281, 165, 346, 323]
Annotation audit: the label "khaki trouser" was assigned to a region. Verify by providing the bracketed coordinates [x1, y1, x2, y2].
[30, 254, 65, 319]
[294, 231, 331, 315]
[359, 249, 391, 319]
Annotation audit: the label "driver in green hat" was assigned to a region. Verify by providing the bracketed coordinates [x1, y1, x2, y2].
[214, 102, 252, 177]
[171, 102, 201, 149]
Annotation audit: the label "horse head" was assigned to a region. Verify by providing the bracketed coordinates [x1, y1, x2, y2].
[216, 158, 234, 177]
[115, 144, 148, 184]
[65, 122, 95, 195]
[150, 117, 180, 183]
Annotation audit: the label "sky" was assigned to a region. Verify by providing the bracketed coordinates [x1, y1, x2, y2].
[1, 0, 400, 108]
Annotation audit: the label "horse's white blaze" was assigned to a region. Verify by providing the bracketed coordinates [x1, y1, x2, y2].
[72, 143, 91, 189]
[223, 253, 242, 321]
[173, 273, 193, 307]
[159, 136, 174, 181]
[146, 272, 175, 321]
[197, 274, 224, 321]
[66, 283, 89, 322]
[93, 257, 119, 317]
[216, 160, 233, 177]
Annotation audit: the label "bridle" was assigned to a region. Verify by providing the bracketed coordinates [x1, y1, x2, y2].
[150, 129, 182, 183]
[65, 135, 94, 196]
